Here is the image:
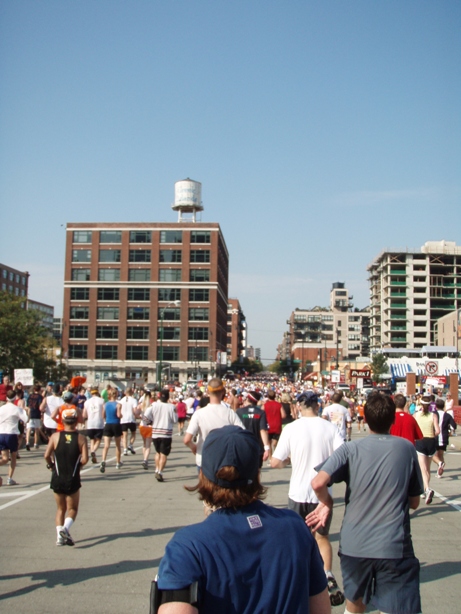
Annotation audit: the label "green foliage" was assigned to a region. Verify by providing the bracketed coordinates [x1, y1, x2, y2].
[371, 353, 389, 383]
[0, 291, 53, 381]
[270, 359, 299, 376]
[230, 356, 264, 375]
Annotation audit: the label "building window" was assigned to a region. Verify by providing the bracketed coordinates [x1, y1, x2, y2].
[127, 307, 150, 320]
[159, 307, 180, 321]
[15, 274, 20, 283]
[98, 269, 121, 282]
[130, 231, 151, 243]
[100, 231, 122, 243]
[126, 346, 149, 360]
[188, 347, 209, 361]
[157, 347, 179, 360]
[160, 249, 182, 263]
[70, 307, 89, 319]
[158, 327, 180, 340]
[158, 288, 181, 301]
[96, 346, 118, 359]
[73, 231, 92, 243]
[190, 231, 211, 244]
[72, 250, 91, 263]
[129, 250, 151, 263]
[97, 307, 119, 320]
[189, 308, 209, 321]
[2, 283, 6, 290]
[69, 326, 88, 339]
[2, 270, 7, 278]
[9, 272, 14, 281]
[189, 269, 210, 282]
[160, 230, 182, 243]
[127, 326, 149, 340]
[129, 269, 150, 281]
[99, 249, 121, 263]
[21, 276, 26, 285]
[188, 327, 209, 340]
[128, 288, 150, 301]
[71, 269, 91, 281]
[69, 345, 88, 359]
[71, 288, 89, 300]
[159, 269, 182, 282]
[189, 288, 209, 301]
[190, 250, 210, 263]
[97, 288, 120, 301]
[96, 326, 119, 339]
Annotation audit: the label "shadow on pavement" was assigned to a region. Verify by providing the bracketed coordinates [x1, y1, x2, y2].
[420, 560, 461, 583]
[0, 557, 161, 601]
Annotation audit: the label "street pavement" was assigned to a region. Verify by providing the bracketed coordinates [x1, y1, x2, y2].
[0, 425, 460, 613]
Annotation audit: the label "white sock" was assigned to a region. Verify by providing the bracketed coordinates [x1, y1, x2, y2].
[57, 525, 64, 538]
[64, 517, 74, 531]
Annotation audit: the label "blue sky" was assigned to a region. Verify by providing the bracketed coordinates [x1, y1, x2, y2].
[1, 1, 460, 361]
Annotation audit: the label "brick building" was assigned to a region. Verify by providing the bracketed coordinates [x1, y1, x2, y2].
[62, 220, 229, 385]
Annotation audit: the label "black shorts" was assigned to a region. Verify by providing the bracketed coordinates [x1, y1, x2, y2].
[18, 422, 25, 435]
[51, 472, 81, 496]
[44, 427, 57, 437]
[340, 554, 421, 613]
[86, 428, 104, 440]
[268, 432, 280, 441]
[288, 498, 332, 536]
[103, 423, 122, 438]
[436, 444, 447, 451]
[153, 437, 172, 456]
[0, 434, 19, 453]
[357, 416, 364, 421]
[121, 422, 137, 433]
[415, 437, 437, 457]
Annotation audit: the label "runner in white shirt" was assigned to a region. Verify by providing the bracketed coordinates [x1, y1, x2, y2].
[184, 378, 244, 468]
[40, 384, 62, 436]
[0, 391, 29, 485]
[271, 390, 346, 607]
[322, 392, 352, 442]
[119, 388, 138, 455]
[83, 388, 105, 464]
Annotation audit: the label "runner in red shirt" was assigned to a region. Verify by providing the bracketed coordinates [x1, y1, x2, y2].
[390, 394, 423, 445]
[263, 390, 286, 460]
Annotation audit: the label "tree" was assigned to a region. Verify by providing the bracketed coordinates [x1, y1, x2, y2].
[0, 291, 53, 381]
[371, 353, 389, 383]
[269, 359, 299, 377]
[230, 357, 264, 376]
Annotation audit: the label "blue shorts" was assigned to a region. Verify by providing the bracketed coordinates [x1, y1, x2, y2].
[0, 433, 19, 453]
[340, 554, 421, 613]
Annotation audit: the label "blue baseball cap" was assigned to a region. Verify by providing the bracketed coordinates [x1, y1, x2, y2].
[201, 425, 260, 488]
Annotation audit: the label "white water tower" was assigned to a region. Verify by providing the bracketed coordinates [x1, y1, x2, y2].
[172, 178, 203, 222]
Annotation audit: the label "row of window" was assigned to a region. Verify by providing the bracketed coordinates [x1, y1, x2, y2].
[72, 249, 211, 264]
[70, 307, 209, 321]
[69, 345, 210, 361]
[1, 284, 26, 296]
[71, 269, 211, 282]
[1, 270, 27, 285]
[73, 230, 211, 244]
[70, 288, 209, 302]
[69, 325, 209, 340]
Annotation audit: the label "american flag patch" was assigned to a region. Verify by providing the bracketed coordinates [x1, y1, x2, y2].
[247, 514, 263, 529]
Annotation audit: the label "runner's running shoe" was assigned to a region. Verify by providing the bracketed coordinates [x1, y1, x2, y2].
[327, 577, 345, 607]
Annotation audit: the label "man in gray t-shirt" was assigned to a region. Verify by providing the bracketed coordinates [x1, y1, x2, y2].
[307, 392, 424, 614]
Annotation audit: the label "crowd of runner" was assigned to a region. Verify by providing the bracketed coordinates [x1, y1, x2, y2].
[0, 372, 458, 611]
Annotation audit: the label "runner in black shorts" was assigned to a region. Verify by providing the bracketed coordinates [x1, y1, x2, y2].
[44, 407, 88, 546]
[100, 390, 123, 473]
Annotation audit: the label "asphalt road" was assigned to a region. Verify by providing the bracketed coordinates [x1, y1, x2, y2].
[0, 425, 460, 613]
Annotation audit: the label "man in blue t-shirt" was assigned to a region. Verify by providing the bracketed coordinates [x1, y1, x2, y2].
[155, 425, 330, 614]
[307, 392, 424, 614]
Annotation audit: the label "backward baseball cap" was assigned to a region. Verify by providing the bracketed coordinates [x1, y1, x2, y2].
[201, 425, 260, 488]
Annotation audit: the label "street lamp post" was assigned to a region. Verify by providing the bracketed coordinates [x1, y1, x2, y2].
[158, 300, 180, 386]
[336, 328, 340, 369]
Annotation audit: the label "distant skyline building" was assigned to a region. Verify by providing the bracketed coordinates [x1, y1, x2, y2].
[27, 299, 54, 333]
[434, 309, 461, 353]
[62, 179, 230, 385]
[282, 282, 370, 370]
[227, 298, 247, 362]
[367, 241, 461, 353]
